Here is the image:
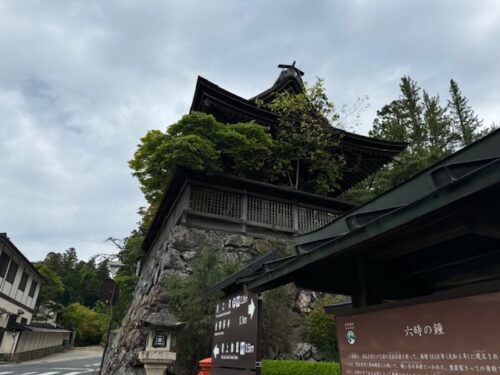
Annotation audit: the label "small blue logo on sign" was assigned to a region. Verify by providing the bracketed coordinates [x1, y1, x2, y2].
[347, 330, 356, 345]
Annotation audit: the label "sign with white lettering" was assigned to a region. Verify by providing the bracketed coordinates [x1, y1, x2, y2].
[336, 291, 500, 375]
[212, 289, 259, 372]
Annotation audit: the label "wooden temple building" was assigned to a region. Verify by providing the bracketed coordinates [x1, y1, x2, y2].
[190, 63, 407, 193]
[144, 64, 410, 256]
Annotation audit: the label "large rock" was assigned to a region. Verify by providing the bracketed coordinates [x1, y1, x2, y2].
[101, 225, 294, 375]
[293, 342, 320, 361]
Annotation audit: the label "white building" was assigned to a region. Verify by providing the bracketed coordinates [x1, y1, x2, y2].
[0, 233, 71, 361]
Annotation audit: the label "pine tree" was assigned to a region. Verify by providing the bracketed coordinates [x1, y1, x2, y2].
[423, 91, 452, 159]
[399, 76, 426, 150]
[370, 100, 407, 143]
[369, 76, 427, 151]
[448, 79, 483, 147]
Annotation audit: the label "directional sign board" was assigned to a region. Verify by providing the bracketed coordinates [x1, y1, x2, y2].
[212, 289, 259, 373]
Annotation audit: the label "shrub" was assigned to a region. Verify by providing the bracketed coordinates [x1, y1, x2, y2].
[60, 303, 107, 345]
[306, 297, 337, 359]
[262, 359, 340, 375]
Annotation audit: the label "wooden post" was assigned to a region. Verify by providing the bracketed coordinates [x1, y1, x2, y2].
[292, 204, 299, 233]
[241, 191, 248, 232]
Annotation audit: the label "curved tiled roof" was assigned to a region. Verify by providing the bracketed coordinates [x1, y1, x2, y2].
[190, 75, 407, 193]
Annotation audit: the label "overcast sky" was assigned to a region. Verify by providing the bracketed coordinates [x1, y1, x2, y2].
[1, 0, 499, 261]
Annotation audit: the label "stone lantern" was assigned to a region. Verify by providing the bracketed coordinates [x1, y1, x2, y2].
[138, 305, 184, 375]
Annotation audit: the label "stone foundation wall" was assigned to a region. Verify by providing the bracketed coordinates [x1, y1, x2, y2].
[101, 225, 295, 375]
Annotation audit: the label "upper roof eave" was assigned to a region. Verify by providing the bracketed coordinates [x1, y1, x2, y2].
[0, 234, 45, 282]
[190, 76, 407, 155]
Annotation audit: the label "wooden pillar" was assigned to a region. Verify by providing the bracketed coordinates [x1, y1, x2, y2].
[292, 204, 299, 233]
[241, 191, 248, 233]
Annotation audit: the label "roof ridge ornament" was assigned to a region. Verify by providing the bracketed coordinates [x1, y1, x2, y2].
[276, 60, 304, 84]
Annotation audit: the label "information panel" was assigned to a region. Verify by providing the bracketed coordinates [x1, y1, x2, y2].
[336, 291, 500, 375]
[212, 289, 259, 373]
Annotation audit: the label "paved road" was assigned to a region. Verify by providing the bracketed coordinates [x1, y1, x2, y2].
[0, 347, 102, 375]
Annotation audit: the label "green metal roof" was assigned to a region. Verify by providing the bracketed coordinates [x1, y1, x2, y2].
[248, 155, 500, 294]
[297, 128, 500, 249]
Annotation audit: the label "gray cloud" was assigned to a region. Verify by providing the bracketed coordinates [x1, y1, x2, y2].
[0, 0, 498, 260]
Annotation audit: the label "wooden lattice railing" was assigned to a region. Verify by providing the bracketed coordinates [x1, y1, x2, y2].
[184, 184, 337, 234]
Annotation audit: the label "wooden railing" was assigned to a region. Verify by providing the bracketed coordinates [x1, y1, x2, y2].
[184, 184, 337, 234]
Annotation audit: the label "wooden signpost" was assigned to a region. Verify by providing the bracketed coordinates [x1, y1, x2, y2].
[212, 289, 260, 375]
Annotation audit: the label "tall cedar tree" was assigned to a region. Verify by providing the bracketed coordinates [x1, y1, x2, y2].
[348, 76, 489, 204]
[448, 79, 483, 147]
[423, 91, 453, 158]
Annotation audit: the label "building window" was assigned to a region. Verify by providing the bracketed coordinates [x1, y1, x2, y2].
[28, 280, 37, 297]
[6, 261, 18, 283]
[0, 252, 10, 278]
[152, 332, 167, 348]
[19, 272, 29, 291]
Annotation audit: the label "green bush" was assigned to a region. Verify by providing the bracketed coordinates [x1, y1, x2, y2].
[262, 360, 340, 375]
[307, 297, 337, 359]
[60, 303, 107, 345]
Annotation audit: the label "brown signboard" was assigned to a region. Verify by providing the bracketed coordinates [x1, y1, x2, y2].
[336, 291, 500, 375]
[212, 289, 259, 373]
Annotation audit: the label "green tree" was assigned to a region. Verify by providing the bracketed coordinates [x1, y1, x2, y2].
[306, 297, 337, 359]
[262, 78, 344, 193]
[113, 233, 144, 323]
[399, 76, 426, 150]
[129, 112, 273, 210]
[370, 76, 426, 151]
[38, 248, 110, 308]
[35, 264, 64, 307]
[351, 76, 491, 204]
[370, 100, 407, 143]
[448, 79, 483, 147]
[423, 92, 453, 159]
[60, 303, 106, 345]
[261, 286, 303, 359]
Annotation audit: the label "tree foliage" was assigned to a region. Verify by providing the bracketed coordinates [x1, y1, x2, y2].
[306, 297, 337, 360]
[129, 112, 273, 209]
[261, 286, 303, 360]
[448, 79, 484, 147]
[260, 78, 344, 193]
[112, 232, 144, 324]
[59, 302, 107, 345]
[37, 248, 109, 307]
[35, 247, 114, 345]
[35, 264, 64, 307]
[344, 76, 493, 203]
